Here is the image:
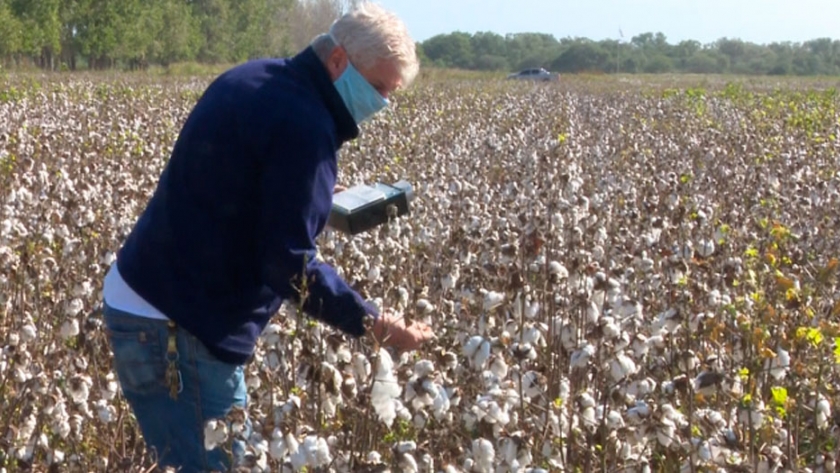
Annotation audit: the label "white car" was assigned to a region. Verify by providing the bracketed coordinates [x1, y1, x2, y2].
[506, 68, 558, 81]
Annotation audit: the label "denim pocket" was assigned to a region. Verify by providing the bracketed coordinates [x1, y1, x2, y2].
[189, 336, 248, 412]
[105, 315, 167, 396]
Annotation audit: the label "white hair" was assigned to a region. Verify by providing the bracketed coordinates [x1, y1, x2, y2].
[318, 1, 419, 87]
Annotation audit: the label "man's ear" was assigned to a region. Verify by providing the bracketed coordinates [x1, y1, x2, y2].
[326, 45, 349, 81]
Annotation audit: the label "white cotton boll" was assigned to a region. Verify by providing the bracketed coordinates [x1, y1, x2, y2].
[500, 437, 518, 465]
[657, 418, 676, 448]
[94, 400, 115, 423]
[816, 397, 831, 429]
[463, 335, 485, 358]
[395, 441, 417, 454]
[261, 323, 283, 347]
[482, 290, 505, 312]
[102, 251, 117, 266]
[626, 401, 650, 424]
[370, 349, 401, 427]
[367, 265, 380, 282]
[21, 323, 37, 343]
[489, 356, 508, 379]
[414, 359, 435, 378]
[416, 298, 435, 316]
[707, 289, 721, 307]
[601, 317, 621, 339]
[367, 451, 382, 463]
[264, 351, 281, 371]
[60, 318, 80, 340]
[472, 438, 496, 473]
[398, 452, 419, 472]
[768, 348, 790, 381]
[521, 324, 542, 345]
[203, 419, 228, 451]
[606, 410, 625, 430]
[473, 340, 492, 371]
[301, 435, 332, 467]
[549, 261, 568, 279]
[352, 353, 371, 382]
[65, 298, 84, 317]
[413, 410, 429, 429]
[67, 375, 92, 404]
[269, 429, 287, 460]
[53, 420, 71, 439]
[520, 370, 544, 399]
[48, 449, 65, 465]
[738, 400, 764, 428]
[585, 301, 600, 324]
[288, 436, 307, 471]
[570, 343, 595, 369]
[525, 301, 540, 319]
[550, 213, 564, 229]
[7, 332, 19, 347]
[431, 385, 451, 420]
[580, 406, 596, 429]
[697, 238, 715, 257]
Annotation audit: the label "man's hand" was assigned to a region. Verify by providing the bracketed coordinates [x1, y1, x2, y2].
[370, 310, 434, 352]
[333, 184, 347, 194]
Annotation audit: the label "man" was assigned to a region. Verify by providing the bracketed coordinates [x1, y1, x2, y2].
[101, 3, 433, 471]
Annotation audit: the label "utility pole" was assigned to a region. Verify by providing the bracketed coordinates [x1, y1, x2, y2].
[617, 27, 624, 74]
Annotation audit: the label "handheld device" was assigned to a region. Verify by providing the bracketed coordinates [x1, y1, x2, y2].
[328, 180, 414, 235]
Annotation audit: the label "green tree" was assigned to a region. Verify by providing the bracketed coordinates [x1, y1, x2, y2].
[550, 41, 611, 73]
[422, 32, 473, 69]
[0, 0, 23, 63]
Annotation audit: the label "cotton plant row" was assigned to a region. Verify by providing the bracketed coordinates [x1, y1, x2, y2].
[1, 76, 840, 472]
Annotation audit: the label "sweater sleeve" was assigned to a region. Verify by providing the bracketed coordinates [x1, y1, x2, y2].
[257, 123, 378, 337]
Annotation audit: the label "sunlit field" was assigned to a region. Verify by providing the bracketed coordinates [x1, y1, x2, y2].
[1, 70, 839, 472]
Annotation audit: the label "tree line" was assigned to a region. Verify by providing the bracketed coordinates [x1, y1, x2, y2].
[1, 0, 838, 76]
[0, 0, 356, 70]
[420, 32, 840, 76]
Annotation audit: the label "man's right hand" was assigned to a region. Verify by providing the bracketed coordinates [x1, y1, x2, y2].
[370, 310, 435, 352]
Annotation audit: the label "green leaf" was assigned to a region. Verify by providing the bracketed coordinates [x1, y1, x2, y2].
[834, 337, 840, 364]
[771, 386, 788, 406]
[807, 327, 824, 347]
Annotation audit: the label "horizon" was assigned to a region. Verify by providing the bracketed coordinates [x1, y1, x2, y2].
[377, 0, 840, 46]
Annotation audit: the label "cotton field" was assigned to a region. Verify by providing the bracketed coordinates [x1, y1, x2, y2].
[1, 73, 840, 472]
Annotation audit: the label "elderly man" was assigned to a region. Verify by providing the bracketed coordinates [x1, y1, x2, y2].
[100, 2, 433, 471]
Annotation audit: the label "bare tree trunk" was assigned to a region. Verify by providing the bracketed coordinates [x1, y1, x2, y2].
[280, 0, 348, 53]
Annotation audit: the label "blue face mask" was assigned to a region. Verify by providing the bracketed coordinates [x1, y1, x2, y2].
[333, 60, 389, 124]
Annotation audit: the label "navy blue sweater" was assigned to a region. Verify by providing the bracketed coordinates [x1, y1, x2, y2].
[116, 47, 378, 364]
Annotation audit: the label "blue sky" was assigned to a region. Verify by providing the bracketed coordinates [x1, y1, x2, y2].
[376, 0, 839, 45]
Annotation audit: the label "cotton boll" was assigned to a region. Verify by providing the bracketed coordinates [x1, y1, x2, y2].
[351, 352, 371, 382]
[767, 348, 790, 381]
[370, 349, 402, 427]
[489, 355, 508, 379]
[815, 395, 831, 429]
[657, 418, 676, 448]
[472, 339, 492, 371]
[463, 335, 485, 358]
[609, 352, 637, 382]
[203, 419, 229, 451]
[65, 298, 84, 317]
[21, 323, 37, 343]
[696, 238, 715, 257]
[472, 438, 496, 473]
[59, 318, 80, 340]
[481, 289, 505, 312]
[570, 343, 595, 369]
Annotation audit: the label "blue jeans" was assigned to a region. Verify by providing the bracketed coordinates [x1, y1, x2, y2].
[103, 303, 249, 472]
